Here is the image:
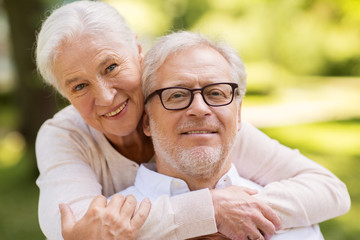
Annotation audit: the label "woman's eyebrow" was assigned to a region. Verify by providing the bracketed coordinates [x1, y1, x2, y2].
[99, 55, 128, 69]
[65, 77, 79, 87]
[99, 56, 113, 68]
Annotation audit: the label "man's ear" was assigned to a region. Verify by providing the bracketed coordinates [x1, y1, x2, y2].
[142, 109, 151, 136]
[237, 101, 242, 132]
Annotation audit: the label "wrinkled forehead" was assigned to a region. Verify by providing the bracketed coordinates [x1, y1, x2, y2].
[53, 31, 137, 68]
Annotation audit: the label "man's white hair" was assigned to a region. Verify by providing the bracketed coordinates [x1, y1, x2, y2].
[142, 31, 247, 100]
[35, 0, 137, 93]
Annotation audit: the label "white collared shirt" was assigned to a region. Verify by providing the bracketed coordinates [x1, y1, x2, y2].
[119, 163, 324, 240]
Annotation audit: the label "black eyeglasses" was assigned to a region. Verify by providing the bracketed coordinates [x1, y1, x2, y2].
[144, 82, 239, 110]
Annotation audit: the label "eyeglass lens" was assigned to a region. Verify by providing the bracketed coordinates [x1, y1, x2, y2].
[161, 83, 234, 109]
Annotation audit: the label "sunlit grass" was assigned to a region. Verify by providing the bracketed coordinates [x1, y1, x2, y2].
[0, 153, 44, 240]
[261, 120, 360, 240]
[262, 121, 360, 157]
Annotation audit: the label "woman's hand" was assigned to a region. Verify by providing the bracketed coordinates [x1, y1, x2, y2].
[60, 194, 151, 240]
[211, 186, 281, 240]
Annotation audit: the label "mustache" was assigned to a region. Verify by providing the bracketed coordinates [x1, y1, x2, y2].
[177, 120, 221, 132]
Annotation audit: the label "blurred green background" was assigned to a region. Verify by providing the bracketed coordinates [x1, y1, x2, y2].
[0, 0, 359, 239]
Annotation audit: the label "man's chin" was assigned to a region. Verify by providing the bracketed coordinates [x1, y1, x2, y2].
[183, 145, 218, 152]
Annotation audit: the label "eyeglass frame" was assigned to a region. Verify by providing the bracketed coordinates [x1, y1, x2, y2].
[144, 82, 240, 110]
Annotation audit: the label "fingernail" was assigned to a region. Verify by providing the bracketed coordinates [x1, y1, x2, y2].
[59, 203, 65, 210]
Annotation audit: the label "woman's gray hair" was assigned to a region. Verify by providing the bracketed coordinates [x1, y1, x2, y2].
[142, 31, 247, 100]
[35, 0, 137, 92]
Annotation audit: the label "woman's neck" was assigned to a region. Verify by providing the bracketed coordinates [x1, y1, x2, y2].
[105, 123, 154, 165]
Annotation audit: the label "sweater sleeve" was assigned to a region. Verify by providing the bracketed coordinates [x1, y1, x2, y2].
[137, 189, 217, 240]
[232, 121, 351, 229]
[36, 121, 102, 240]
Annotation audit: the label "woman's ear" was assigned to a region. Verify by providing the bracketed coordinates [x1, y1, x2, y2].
[135, 35, 144, 63]
[142, 110, 151, 137]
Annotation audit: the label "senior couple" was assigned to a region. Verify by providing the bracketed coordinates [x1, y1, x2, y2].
[35, 1, 350, 240]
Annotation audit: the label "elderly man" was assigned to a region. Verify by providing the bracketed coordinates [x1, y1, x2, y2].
[118, 31, 327, 240]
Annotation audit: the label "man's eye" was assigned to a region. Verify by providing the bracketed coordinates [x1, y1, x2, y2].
[105, 63, 117, 73]
[74, 83, 87, 92]
[171, 92, 186, 99]
[208, 90, 225, 97]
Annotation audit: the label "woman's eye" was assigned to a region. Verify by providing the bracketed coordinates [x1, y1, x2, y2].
[74, 83, 87, 92]
[105, 63, 117, 73]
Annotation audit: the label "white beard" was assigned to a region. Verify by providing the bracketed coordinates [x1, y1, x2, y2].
[149, 117, 237, 179]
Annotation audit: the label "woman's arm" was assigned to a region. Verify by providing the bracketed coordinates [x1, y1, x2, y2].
[36, 122, 103, 239]
[39, 111, 348, 239]
[232, 121, 351, 229]
[35, 111, 236, 239]
[37, 115, 278, 240]
[60, 194, 151, 240]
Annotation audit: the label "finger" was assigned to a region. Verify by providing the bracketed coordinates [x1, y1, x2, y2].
[240, 221, 264, 240]
[89, 195, 108, 209]
[131, 198, 151, 229]
[249, 211, 276, 240]
[86, 195, 108, 218]
[259, 203, 282, 231]
[119, 195, 137, 219]
[107, 193, 126, 213]
[247, 230, 265, 240]
[237, 186, 258, 195]
[59, 203, 76, 236]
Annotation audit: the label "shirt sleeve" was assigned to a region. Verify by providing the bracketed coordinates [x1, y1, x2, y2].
[232, 121, 351, 229]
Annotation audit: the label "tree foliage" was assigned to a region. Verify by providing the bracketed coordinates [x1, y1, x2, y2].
[109, 0, 360, 77]
[3, 0, 58, 168]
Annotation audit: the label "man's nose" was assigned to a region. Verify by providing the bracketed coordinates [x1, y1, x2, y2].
[186, 92, 211, 117]
[94, 80, 116, 106]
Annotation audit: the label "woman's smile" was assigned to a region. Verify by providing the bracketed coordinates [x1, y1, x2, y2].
[103, 99, 128, 118]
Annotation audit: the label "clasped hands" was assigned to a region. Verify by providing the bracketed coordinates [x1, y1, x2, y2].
[60, 186, 281, 240]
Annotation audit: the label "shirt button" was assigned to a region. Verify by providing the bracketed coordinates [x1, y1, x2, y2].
[174, 181, 182, 188]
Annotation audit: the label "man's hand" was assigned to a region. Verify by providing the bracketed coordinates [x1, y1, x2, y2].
[211, 186, 281, 240]
[60, 194, 151, 240]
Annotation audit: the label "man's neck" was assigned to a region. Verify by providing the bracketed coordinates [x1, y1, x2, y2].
[157, 158, 232, 191]
[105, 122, 154, 165]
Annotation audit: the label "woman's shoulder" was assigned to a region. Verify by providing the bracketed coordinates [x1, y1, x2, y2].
[36, 105, 95, 143]
[41, 105, 87, 130]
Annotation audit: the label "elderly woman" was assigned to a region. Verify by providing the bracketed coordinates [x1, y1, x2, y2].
[35, 1, 350, 240]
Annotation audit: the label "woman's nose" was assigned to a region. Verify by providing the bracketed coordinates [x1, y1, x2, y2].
[94, 80, 116, 106]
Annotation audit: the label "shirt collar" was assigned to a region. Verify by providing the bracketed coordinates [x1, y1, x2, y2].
[134, 163, 250, 200]
[134, 163, 190, 200]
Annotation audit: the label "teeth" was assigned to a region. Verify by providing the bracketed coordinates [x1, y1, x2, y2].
[104, 101, 127, 117]
[187, 131, 211, 134]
